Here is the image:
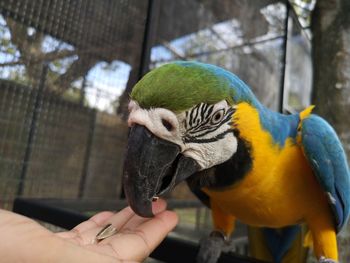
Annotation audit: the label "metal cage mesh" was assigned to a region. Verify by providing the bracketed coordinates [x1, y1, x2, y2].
[0, 0, 149, 208]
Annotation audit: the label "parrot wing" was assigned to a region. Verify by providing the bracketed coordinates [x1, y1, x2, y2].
[300, 114, 350, 232]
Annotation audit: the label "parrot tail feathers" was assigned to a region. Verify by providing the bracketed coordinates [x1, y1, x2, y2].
[303, 230, 313, 248]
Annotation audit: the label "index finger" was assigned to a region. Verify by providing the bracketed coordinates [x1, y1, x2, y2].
[107, 210, 178, 261]
[135, 210, 178, 250]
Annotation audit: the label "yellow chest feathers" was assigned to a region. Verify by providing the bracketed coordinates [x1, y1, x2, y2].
[203, 103, 318, 226]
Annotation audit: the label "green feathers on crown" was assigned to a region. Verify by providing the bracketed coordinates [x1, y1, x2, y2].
[130, 61, 239, 112]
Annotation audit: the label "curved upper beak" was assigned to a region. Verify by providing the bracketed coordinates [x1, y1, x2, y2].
[123, 124, 199, 217]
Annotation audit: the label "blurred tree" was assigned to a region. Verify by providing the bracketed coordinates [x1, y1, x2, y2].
[311, 0, 350, 261]
[0, 16, 87, 102]
[312, 0, 350, 152]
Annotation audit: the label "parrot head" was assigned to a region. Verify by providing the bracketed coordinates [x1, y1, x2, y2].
[123, 61, 256, 217]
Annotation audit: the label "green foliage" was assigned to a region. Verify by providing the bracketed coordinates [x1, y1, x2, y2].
[61, 87, 87, 105]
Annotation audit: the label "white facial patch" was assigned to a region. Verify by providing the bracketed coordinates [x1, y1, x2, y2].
[128, 101, 184, 148]
[182, 132, 237, 169]
[127, 100, 238, 170]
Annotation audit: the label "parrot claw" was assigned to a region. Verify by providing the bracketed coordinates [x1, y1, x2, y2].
[319, 257, 338, 263]
[196, 231, 231, 263]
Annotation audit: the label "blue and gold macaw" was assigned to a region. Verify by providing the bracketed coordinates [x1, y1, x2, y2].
[122, 61, 350, 263]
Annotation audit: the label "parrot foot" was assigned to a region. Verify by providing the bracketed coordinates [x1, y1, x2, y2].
[196, 230, 231, 263]
[319, 257, 338, 263]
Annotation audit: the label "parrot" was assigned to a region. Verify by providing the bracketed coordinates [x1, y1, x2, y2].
[122, 61, 350, 263]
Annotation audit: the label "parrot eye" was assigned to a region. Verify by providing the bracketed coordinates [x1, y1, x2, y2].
[162, 118, 173, 131]
[211, 109, 225, 125]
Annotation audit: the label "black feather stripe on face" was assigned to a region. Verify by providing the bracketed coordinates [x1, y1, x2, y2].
[183, 103, 236, 144]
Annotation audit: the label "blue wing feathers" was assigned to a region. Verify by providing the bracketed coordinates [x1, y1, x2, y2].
[301, 114, 350, 232]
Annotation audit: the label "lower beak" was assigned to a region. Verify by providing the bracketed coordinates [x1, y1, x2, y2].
[123, 124, 199, 217]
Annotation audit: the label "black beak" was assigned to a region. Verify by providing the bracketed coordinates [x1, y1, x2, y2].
[123, 124, 200, 217]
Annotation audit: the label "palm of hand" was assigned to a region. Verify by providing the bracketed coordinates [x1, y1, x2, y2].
[0, 200, 177, 263]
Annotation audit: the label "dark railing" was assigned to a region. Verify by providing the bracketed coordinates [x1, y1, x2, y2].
[13, 198, 267, 263]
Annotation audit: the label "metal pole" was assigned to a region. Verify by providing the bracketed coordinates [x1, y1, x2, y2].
[138, 0, 160, 79]
[278, 1, 290, 113]
[78, 108, 96, 198]
[80, 75, 87, 106]
[17, 63, 49, 196]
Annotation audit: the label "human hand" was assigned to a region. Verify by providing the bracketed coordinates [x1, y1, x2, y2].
[0, 199, 178, 263]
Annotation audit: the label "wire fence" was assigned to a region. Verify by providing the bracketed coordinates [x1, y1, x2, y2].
[0, 69, 129, 209]
[0, 0, 149, 208]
